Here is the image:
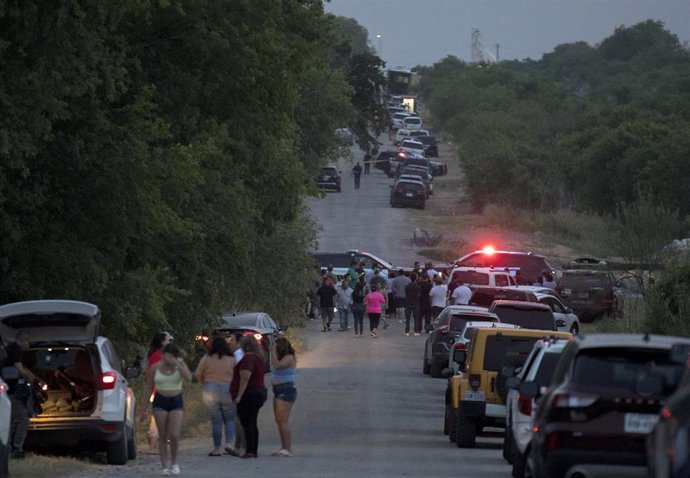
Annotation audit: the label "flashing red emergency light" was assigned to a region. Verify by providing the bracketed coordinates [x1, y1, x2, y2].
[482, 245, 496, 255]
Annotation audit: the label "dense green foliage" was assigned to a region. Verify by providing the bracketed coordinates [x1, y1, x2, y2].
[0, 1, 381, 357]
[417, 21, 690, 219]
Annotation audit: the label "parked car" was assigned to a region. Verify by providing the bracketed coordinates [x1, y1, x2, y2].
[374, 150, 399, 176]
[488, 300, 562, 331]
[559, 268, 620, 321]
[402, 115, 423, 131]
[0, 373, 12, 478]
[447, 267, 516, 289]
[455, 249, 558, 286]
[646, 344, 690, 478]
[390, 178, 426, 209]
[468, 286, 538, 308]
[398, 139, 426, 158]
[334, 127, 353, 146]
[416, 135, 439, 157]
[315, 165, 341, 192]
[503, 338, 569, 473]
[398, 167, 433, 196]
[408, 129, 429, 139]
[208, 312, 284, 372]
[529, 333, 690, 478]
[443, 327, 571, 447]
[422, 306, 499, 377]
[309, 250, 395, 280]
[392, 111, 411, 129]
[533, 292, 580, 334]
[0, 300, 140, 465]
[446, 322, 522, 375]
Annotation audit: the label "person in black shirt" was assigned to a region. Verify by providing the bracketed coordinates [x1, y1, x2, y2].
[352, 163, 362, 189]
[316, 277, 337, 332]
[4, 330, 43, 459]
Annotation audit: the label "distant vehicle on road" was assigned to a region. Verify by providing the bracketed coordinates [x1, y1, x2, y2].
[390, 178, 426, 209]
[455, 249, 558, 286]
[315, 165, 342, 192]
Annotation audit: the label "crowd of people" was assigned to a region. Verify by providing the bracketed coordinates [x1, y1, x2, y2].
[309, 260, 476, 338]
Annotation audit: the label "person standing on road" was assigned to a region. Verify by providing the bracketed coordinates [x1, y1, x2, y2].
[429, 275, 448, 320]
[194, 337, 237, 457]
[369, 268, 386, 294]
[451, 282, 472, 305]
[325, 264, 338, 286]
[404, 274, 422, 335]
[231, 336, 268, 459]
[316, 277, 337, 332]
[226, 332, 245, 455]
[419, 274, 433, 333]
[385, 270, 396, 317]
[424, 262, 438, 281]
[269, 338, 297, 457]
[4, 330, 45, 460]
[336, 277, 353, 331]
[542, 270, 558, 290]
[346, 261, 360, 290]
[364, 283, 387, 338]
[351, 280, 367, 337]
[352, 162, 362, 189]
[391, 269, 411, 327]
[144, 331, 174, 454]
[143, 343, 193, 476]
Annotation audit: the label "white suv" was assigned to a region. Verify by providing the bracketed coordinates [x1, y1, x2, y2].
[447, 266, 516, 289]
[0, 300, 139, 465]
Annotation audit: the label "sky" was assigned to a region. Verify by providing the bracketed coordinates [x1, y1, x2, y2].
[324, 0, 690, 68]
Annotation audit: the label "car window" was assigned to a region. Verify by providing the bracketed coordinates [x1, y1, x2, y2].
[449, 315, 470, 332]
[483, 336, 540, 371]
[104, 341, 123, 374]
[492, 307, 555, 330]
[452, 270, 489, 285]
[330, 254, 352, 268]
[542, 296, 566, 313]
[495, 275, 510, 287]
[470, 289, 531, 307]
[222, 315, 260, 327]
[572, 348, 682, 395]
[533, 351, 561, 386]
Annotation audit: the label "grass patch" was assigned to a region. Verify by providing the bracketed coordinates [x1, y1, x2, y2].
[580, 296, 646, 334]
[10, 454, 89, 477]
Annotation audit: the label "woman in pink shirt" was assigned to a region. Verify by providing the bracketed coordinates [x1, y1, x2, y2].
[364, 283, 387, 338]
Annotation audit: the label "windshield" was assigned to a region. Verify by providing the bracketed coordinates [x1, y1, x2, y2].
[534, 352, 562, 386]
[221, 315, 258, 328]
[452, 270, 490, 285]
[483, 336, 540, 371]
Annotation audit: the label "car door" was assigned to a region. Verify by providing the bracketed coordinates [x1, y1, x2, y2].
[539, 296, 575, 332]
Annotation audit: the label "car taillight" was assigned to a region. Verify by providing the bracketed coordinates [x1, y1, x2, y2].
[394, 188, 403, 193]
[453, 342, 466, 351]
[469, 374, 481, 391]
[547, 432, 559, 451]
[416, 191, 425, 196]
[0, 382, 7, 394]
[101, 372, 117, 390]
[661, 407, 672, 419]
[552, 391, 599, 408]
[518, 394, 533, 415]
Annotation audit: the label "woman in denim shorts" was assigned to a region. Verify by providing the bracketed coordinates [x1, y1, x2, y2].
[142, 343, 192, 476]
[269, 337, 297, 457]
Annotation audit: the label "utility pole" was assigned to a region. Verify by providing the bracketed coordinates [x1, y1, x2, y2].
[495, 43, 500, 62]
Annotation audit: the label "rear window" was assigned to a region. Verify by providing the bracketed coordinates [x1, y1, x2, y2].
[492, 306, 555, 330]
[534, 352, 562, 386]
[397, 182, 424, 192]
[572, 348, 682, 395]
[402, 141, 424, 150]
[470, 289, 532, 307]
[221, 315, 258, 328]
[483, 335, 540, 371]
[404, 117, 421, 125]
[561, 273, 611, 289]
[452, 270, 490, 286]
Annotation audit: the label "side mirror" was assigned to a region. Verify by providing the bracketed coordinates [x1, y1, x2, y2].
[506, 376, 521, 390]
[501, 365, 516, 378]
[279, 324, 289, 332]
[518, 380, 540, 398]
[555, 319, 567, 328]
[1, 366, 20, 381]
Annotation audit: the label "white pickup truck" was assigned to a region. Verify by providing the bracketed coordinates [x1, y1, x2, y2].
[447, 266, 516, 289]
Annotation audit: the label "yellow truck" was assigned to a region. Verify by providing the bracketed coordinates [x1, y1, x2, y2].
[443, 327, 572, 447]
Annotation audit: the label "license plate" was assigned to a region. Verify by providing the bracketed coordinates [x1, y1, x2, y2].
[624, 413, 659, 434]
[405, 192, 413, 197]
[463, 390, 486, 401]
[320, 176, 329, 181]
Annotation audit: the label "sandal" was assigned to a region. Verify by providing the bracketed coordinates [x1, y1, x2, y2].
[224, 446, 241, 457]
[208, 451, 222, 457]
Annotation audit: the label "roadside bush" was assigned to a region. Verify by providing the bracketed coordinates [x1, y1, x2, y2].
[478, 203, 536, 232]
[642, 262, 690, 336]
[583, 296, 646, 334]
[539, 209, 610, 256]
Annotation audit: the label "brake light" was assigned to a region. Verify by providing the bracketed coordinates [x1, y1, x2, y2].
[416, 191, 425, 196]
[394, 188, 404, 193]
[662, 407, 672, 419]
[101, 372, 118, 390]
[0, 382, 7, 394]
[469, 374, 481, 391]
[453, 342, 466, 351]
[518, 394, 533, 415]
[552, 391, 599, 408]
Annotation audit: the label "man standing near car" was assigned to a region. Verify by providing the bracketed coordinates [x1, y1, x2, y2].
[4, 330, 43, 459]
[335, 278, 353, 331]
[450, 282, 472, 305]
[391, 269, 411, 327]
[316, 277, 337, 332]
[404, 274, 422, 335]
[351, 163, 362, 189]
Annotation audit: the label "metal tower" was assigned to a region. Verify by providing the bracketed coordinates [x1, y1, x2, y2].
[471, 28, 484, 63]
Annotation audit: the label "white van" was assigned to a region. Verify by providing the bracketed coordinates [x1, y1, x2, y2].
[395, 128, 412, 145]
[402, 116, 423, 131]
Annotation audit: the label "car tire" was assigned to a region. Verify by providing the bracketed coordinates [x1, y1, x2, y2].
[447, 407, 457, 442]
[127, 422, 137, 460]
[429, 360, 443, 378]
[513, 449, 526, 478]
[456, 414, 477, 448]
[106, 426, 129, 465]
[0, 441, 9, 478]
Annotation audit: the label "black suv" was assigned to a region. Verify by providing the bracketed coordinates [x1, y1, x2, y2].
[559, 269, 619, 321]
[417, 135, 438, 157]
[315, 166, 341, 192]
[528, 334, 690, 478]
[390, 178, 426, 209]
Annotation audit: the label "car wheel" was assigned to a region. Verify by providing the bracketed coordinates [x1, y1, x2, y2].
[106, 426, 129, 465]
[447, 406, 457, 442]
[127, 422, 137, 460]
[570, 323, 579, 335]
[0, 441, 9, 478]
[456, 414, 477, 448]
[513, 448, 526, 478]
[429, 360, 443, 378]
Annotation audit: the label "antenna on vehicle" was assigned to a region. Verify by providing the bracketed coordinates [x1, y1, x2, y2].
[643, 333, 651, 342]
